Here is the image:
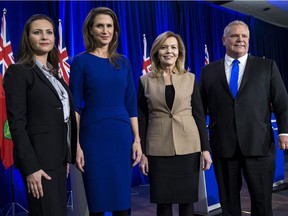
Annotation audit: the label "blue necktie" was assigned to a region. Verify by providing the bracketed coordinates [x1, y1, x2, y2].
[229, 59, 239, 98]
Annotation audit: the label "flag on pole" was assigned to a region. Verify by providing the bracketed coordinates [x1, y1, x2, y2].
[58, 19, 70, 84]
[0, 8, 14, 169]
[204, 44, 209, 65]
[142, 34, 151, 75]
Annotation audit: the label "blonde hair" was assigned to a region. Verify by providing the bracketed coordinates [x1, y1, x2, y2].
[150, 31, 187, 78]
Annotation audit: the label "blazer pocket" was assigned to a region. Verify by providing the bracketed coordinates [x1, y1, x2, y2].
[27, 125, 49, 134]
[180, 116, 197, 133]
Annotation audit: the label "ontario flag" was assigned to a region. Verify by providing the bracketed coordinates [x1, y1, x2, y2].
[0, 8, 14, 169]
[142, 34, 151, 74]
[204, 44, 209, 65]
[58, 19, 70, 84]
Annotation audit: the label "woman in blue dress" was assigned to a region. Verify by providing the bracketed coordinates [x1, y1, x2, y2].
[69, 7, 142, 216]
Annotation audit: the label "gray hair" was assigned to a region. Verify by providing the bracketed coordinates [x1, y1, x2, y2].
[223, 20, 250, 37]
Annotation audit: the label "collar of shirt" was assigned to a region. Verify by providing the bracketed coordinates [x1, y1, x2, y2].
[225, 53, 248, 67]
[35, 60, 54, 77]
[224, 53, 248, 85]
[35, 60, 70, 123]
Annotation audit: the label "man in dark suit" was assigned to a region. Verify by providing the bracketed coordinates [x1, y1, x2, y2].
[200, 20, 288, 216]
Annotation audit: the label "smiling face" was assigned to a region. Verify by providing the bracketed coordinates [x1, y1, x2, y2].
[29, 19, 55, 57]
[90, 14, 114, 48]
[157, 36, 179, 69]
[222, 24, 249, 59]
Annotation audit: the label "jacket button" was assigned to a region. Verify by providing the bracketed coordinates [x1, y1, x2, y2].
[169, 113, 173, 118]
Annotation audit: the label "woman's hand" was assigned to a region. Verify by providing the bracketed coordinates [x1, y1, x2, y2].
[132, 140, 142, 167]
[139, 154, 149, 176]
[201, 151, 212, 171]
[26, 169, 51, 199]
[76, 143, 85, 172]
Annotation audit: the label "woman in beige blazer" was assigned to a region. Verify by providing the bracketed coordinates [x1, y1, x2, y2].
[138, 31, 212, 216]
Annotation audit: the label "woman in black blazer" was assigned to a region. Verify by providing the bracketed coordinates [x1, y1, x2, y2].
[3, 14, 77, 216]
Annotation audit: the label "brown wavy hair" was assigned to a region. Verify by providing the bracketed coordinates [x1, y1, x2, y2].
[16, 14, 59, 74]
[83, 7, 122, 68]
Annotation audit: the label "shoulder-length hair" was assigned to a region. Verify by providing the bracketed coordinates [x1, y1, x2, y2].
[83, 7, 121, 68]
[150, 31, 187, 78]
[16, 14, 59, 72]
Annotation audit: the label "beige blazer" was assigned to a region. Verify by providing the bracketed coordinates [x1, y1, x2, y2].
[139, 72, 201, 156]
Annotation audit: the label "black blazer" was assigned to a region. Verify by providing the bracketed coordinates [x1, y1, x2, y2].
[3, 63, 77, 177]
[200, 55, 288, 158]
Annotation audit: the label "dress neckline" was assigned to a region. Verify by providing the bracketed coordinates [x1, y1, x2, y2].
[87, 52, 109, 60]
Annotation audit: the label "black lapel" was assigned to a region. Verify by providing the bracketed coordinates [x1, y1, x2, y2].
[218, 59, 231, 95]
[57, 76, 74, 102]
[32, 65, 60, 99]
[238, 55, 254, 94]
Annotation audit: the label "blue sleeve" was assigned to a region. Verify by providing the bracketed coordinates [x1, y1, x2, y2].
[69, 55, 84, 115]
[124, 58, 138, 117]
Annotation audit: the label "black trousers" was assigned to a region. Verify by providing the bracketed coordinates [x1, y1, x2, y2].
[157, 203, 194, 216]
[213, 150, 275, 216]
[25, 165, 67, 216]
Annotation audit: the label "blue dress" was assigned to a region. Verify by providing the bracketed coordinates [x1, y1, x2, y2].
[69, 53, 137, 212]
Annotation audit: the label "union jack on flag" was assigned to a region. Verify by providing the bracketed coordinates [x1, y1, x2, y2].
[142, 34, 151, 74]
[204, 44, 209, 65]
[58, 19, 70, 84]
[0, 8, 14, 169]
[0, 9, 14, 75]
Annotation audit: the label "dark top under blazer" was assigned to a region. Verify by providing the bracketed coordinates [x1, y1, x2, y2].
[200, 55, 288, 158]
[3, 63, 77, 177]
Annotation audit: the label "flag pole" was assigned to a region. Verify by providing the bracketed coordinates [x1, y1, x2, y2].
[142, 34, 151, 75]
[143, 34, 147, 59]
[1, 8, 28, 216]
[5, 166, 28, 216]
[57, 17, 73, 209]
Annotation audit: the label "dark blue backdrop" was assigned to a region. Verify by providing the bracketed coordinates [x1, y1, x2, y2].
[1, 0, 288, 214]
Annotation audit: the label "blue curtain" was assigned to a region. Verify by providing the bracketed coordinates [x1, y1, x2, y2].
[1, 0, 288, 213]
[251, 18, 288, 90]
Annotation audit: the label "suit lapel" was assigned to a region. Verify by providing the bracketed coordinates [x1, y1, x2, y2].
[33, 65, 61, 100]
[218, 59, 233, 97]
[238, 55, 253, 96]
[171, 74, 182, 112]
[57, 76, 74, 103]
[157, 75, 169, 110]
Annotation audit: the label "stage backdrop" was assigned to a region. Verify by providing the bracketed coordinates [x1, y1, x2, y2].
[0, 0, 288, 214]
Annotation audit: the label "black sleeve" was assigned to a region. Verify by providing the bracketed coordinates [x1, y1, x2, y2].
[191, 81, 210, 152]
[200, 67, 208, 115]
[3, 64, 41, 176]
[137, 79, 149, 154]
